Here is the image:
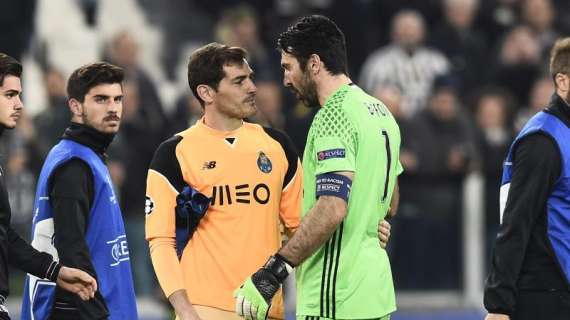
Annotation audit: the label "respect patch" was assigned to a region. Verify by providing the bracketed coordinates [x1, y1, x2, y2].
[317, 148, 346, 161]
[316, 173, 352, 202]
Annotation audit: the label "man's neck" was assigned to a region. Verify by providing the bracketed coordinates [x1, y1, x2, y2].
[317, 74, 352, 107]
[203, 109, 243, 132]
[63, 122, 114, 156]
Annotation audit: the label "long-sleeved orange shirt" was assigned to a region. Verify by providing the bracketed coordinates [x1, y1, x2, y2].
[145, 120, 302, 319]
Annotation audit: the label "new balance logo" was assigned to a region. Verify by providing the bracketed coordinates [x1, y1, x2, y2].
[202, 161, 217, 170]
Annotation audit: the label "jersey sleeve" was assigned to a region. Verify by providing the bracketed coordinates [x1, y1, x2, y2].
[262, 127, 302, 232]
[280, 158, 302, 232]
[145, 135, 186, 297]
[311, 105, 357, 176]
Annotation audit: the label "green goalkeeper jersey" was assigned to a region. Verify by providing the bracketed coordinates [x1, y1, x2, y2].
[296, 83, 403, 319]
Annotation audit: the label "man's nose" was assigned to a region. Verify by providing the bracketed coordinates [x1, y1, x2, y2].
[14, 96, 23, 110]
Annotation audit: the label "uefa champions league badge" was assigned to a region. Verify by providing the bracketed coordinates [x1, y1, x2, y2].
[145, 196, 154, 215]
[257, 151, 272, 173]
[317, 148, 346, 161]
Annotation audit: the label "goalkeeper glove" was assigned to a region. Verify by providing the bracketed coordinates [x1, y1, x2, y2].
[234, 254, 294, 320]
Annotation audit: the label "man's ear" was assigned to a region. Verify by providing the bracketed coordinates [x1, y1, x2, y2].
[68, 98, 83, 117]
[197, 84, 215, 105]
[308, 54, 322, 75]
[555, 73, 570, 92]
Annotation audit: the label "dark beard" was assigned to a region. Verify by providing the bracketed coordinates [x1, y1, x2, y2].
[297, 73, 320, 108]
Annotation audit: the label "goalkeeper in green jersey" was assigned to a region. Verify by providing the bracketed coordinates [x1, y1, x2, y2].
[234, 15, 402, 320]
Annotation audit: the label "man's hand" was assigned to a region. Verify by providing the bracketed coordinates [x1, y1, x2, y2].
[178, 310, 202, 320]
[485, 314, 510, 320]
[56, 266, 97, 301]
[378, 219, 391, 249]
[234, 255, 292, 319]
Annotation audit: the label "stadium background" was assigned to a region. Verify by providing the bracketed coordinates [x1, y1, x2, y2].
[2, 0, 569, 319]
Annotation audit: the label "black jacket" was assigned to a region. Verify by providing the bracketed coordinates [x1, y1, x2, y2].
[484, 94, 570, 315]
[0, 127, 60, 303]
[48, 123, 113, 319]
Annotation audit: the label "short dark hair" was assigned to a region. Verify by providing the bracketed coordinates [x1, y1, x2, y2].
[0, 53, 22, 86]
[277, 15, 348, 76]
[187, 42, 248, 106]
[67, 62, 124, 102]
[550, 37, 570, 87]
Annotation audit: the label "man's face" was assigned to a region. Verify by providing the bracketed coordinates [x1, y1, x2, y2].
[429, 89, 457, 121]
[212, 62, 257, 119]
[562, 74, 570, 104]
[76, 83, 123, 134]
[0, 75, 23, 129]
[393, 13, 424, 50]
[281, 52, 319, 108]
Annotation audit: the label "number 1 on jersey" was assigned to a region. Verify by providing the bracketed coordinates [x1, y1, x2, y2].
[381, 130, 391, 203]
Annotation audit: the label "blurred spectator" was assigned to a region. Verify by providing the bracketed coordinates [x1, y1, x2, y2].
[514, 76, 554, 131]
[521, 0, 558, 61]
[363, 0, 442, 49]
[78, 0, 98, 27]
[319, 1, 386, 76]
[169, 93, 204, 136]
[390, 75, 475, 289]
[373, 84, 405, 120]
[137, 0, 214, 80]
[30, 67, 69, 173]
[113, 79, 161, 296]
[491, 25, 542, 107]
[430, 0, 488, 94]
[472, 89, 514, 265]
[359, 10, 449, 118]
[250, 81, 285, 130]
[0, 0, 37, 60]
[107, 31, 168, 132]
[216, 4, 280, 82]
[478, 0, 519, 46]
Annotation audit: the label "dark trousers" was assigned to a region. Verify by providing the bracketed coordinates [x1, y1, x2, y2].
[49, 308, 81, 320]
[513, 290, 570, 320]
[0, 311, 9, 320]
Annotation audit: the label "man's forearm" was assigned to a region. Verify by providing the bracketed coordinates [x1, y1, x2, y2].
[278, 196, 346, 266]
[7, 226, 57, 279]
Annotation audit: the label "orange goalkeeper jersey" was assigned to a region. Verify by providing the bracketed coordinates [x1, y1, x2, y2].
[145, 119, 302, 318]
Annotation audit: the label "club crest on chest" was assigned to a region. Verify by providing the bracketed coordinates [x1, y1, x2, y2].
[257, 151, 272, 174]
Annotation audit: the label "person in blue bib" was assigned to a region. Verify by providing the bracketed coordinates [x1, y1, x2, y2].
[22, 62, 138, 320]
[485, 38, 570, 320]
